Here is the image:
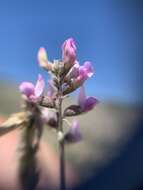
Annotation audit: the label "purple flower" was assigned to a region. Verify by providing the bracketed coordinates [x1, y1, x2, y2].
[66, 61, 93, 85]
[66, 61, 94, 91]
[62, 38, 76, 64]
[41, 108, 57, 128]
[19, 74, 45, 102]
[77, 61, 94, 82]
[78, 85, 98, 112]
[64, 120, 82, 143]
[63, 61, 94, 95]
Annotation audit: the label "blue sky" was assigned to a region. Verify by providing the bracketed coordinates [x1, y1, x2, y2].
[0, 0, 143, 104]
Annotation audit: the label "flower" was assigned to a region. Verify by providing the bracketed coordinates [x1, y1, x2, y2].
[78, 85, 98, 112]
[63, 61, 94, 95]
[41, 108, 57, 128]
[66, 61, 93, 83]
[63, 85, 98, 116]
[77, 61, 94, 83]
[37, 47, 52, 71]
[19, 74, 45, 102]
[62, 38, 77, 65]
[64, 120, 82, 143]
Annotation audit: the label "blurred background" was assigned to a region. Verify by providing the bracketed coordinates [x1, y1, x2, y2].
[0, 0, 143, 190]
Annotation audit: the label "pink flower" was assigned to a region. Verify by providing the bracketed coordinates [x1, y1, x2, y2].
[77, 61, 94, 82]
[64, 120, 82, 143]
[41, 108, 57, 128]
[78, 85, 98, 112]
[67, 61, 93, 83]
[62, 38, 76, 64]
[19, 74, 45, 102]
[63, 61, 94, 94]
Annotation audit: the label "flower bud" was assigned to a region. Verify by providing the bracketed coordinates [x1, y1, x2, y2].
[63, 61, 94, 95]
[62, 38, 77, 71]
[78, 61, 94, 82]
[41, 108, 57, 128]
[38, 47, 52, 71]
[64, 120, 82, 143]
[78, 86, 98, 112]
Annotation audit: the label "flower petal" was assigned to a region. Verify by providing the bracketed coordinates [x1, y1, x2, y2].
[83, 61, 94, 77]
[19, 82, 35, 97]
[78, 86, 86, 109]
[83, 96, 98, 112]
[62, 38, 77, 64]
[38, 47, 48, 64]
[64, 120, 82, 143]
[78, 66, 87, 80]
[41, 108, 57, 128]
[37, 47, 52, 71]
[78, 61, 94, 82]
[34, 74, 45, 97]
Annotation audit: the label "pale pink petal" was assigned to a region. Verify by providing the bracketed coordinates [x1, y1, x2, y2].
[19, 82, 35, 97]
[65, 120, 82, 143]
[78, 66, 87, 80]
[47, 80, 56, 97]
[78, 86, 98, 112]
[68, 61, 80, 79]
[78, 86, 86, 109]
[38, 47, 48, 66]
[41, 108, 57, 128]
[62, 38, 77, 64]
[83, 61, 94, 77]
[77, 62, 94, 83]
[69, 120, 82, 142]
[34, 74, 45, 97]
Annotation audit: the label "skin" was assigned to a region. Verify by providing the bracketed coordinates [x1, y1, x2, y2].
[0, 117, 78, 190]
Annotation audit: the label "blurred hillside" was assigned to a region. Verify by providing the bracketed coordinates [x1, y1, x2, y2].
[0, 82, 143, 190]
[0, 81, 21, 115]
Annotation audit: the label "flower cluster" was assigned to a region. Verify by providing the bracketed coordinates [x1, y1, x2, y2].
[19, 38, 98, 143]
[19, 74, 45, 103]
